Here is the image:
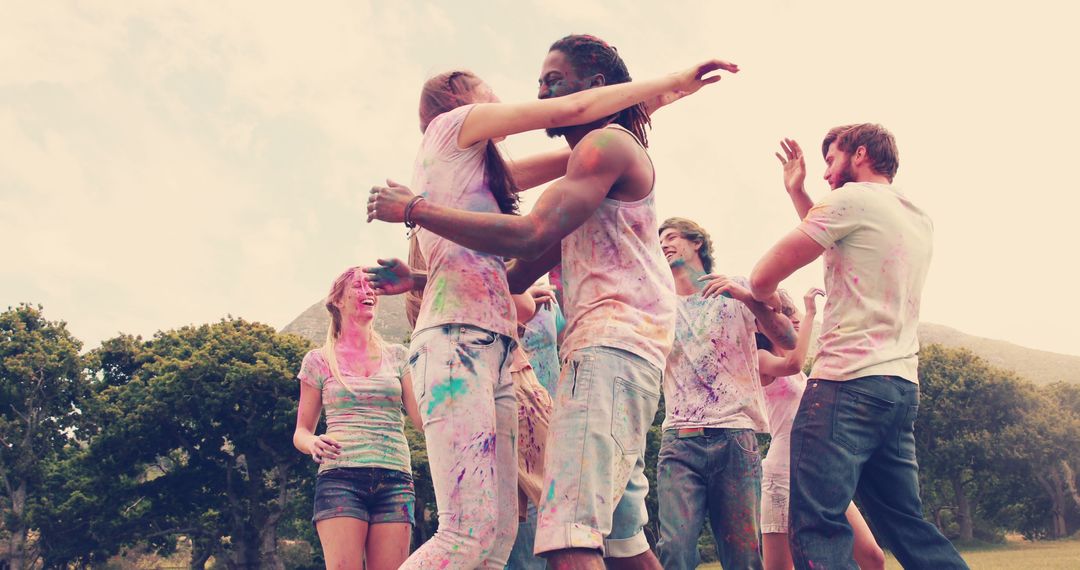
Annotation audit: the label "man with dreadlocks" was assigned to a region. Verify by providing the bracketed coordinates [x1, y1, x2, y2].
[368, 34, 738, 569]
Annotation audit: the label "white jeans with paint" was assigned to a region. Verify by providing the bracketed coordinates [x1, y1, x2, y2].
[403, 324, 518, 569]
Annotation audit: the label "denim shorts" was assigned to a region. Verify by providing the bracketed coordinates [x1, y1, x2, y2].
[312, 467, 415, 525]
[535, 346, 661, 558]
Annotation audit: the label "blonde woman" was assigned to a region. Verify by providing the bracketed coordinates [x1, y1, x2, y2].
[293, 267, 422, 570]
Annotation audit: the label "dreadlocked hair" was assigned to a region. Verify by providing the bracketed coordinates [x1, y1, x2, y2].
[548, 34, 652, 148]
[418, 70, 519, 215]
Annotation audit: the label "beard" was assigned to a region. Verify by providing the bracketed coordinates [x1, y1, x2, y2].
[832, 157, 857, 189]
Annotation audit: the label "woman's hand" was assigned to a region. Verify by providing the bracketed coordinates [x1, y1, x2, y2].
[310, 434, 342, 464]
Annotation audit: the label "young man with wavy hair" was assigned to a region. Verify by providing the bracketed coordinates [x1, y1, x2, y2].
[656, 217, 795, 570]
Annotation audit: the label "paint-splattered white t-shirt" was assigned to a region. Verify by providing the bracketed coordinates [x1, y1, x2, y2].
[298, 344, 412, 475]
[662, 281, 769, 432]
[798, 182, 933, 383]
[412, 104, 516, 339]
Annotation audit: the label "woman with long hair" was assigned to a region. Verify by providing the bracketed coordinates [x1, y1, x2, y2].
[364, 53, 728, 569]
[293, 267, 422, 570]
[757, 289, 886, 570]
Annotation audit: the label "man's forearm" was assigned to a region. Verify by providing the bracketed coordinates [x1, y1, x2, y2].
[411, 200, 547, 260]
[748, 300, 797, 350]
[788, 186, 814, 220]
[508, 149, 571, 192]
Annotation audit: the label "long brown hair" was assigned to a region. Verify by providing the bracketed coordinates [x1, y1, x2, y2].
[548, 35, 652, 148]
[418, 70, 519, 215]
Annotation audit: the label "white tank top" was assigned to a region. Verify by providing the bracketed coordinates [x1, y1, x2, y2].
[558, 125, 676, 370]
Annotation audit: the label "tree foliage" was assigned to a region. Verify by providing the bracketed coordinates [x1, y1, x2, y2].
[0, 304, 85, 569]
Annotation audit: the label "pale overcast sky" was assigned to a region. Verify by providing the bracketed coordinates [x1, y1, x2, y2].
[3, 1, 1078, 357]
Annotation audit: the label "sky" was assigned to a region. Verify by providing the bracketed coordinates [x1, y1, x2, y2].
[3, 1, 1079, 357]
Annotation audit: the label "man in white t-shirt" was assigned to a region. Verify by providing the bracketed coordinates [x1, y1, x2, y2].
[750, 125, 968, 569]
[655, 217, 796, 570]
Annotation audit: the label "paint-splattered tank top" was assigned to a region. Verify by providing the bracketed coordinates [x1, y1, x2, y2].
[558, 125, 676, 371]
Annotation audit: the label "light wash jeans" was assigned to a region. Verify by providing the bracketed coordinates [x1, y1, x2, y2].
[403, 324, 518, 569]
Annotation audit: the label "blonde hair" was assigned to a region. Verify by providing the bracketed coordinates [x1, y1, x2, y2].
[321, 267, 384, 381]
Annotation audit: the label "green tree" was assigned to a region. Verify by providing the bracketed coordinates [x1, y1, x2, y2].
[88, 319, 314, 569]
[915, 344, 1032, 541]
[32, 335, 156, 567]
[999, 383, 1080, 539]
[0, 304, 85, 569]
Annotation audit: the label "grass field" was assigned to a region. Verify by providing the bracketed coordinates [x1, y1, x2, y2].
[698, 536, 1080, 569]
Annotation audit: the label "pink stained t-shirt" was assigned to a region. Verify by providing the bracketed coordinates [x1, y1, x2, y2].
[558, 126, 676, 371]
[797, 182, 933, 383]
[412, 104, 516, 339]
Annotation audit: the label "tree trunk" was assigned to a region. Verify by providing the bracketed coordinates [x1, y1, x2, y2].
[7, 482, 28, 570]
[950, 476, 974, 542]
[1036, 471, 1068, 539]
[412, 494, 428, 548]
[227, 531, 260, 570]
[1050, 469, 1069, 539]
[258, 523, 284, 570]
[190, 536, 214, 570]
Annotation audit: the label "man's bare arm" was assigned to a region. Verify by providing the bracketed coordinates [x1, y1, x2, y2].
[507, 244, 561, 295]
[749, 229, 825, 302]
[700, 275, 795, 350]
[368, 129, 632, 260]
[507, 148, 571, 192]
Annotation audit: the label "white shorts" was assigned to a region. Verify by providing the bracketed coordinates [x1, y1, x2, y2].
[760, 472, 790, 534]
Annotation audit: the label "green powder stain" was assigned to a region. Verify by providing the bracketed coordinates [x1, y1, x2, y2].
[547, 480, 556, 501]
[430, 276, 448, 313]
[427, 376, 467, 415]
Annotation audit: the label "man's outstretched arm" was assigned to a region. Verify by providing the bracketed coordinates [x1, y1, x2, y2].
[368, 129, 631, 260]
[750, 228, 824, 302]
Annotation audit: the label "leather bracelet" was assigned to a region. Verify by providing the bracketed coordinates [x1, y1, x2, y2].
[404, 196, 426, 229]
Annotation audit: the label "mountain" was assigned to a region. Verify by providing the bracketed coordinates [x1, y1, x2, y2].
[915, 322, 1079, 385]
[281, 299, 1080, 386]
[281, 294, 412, 347]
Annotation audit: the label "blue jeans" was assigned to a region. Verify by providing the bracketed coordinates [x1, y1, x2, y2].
[789, 376, 968, 569]
[506, 504, 545, 570]
[657, 428, 763, 570]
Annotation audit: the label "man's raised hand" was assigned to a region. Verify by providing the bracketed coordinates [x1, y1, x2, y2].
[775, 138, 806, 195]
[367, 179, 415, 224]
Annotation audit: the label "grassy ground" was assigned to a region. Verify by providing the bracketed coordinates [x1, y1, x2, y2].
[698, 536, 1080, 570]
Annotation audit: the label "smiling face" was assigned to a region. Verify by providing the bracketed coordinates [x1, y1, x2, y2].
[660, 228, 702, 270]
[338, 271, 377, 319]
